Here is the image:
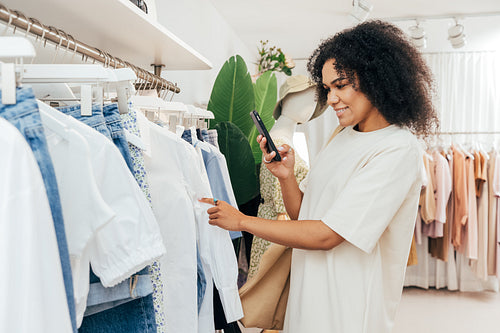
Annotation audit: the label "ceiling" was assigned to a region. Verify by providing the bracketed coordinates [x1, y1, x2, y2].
[209, 0, 500, 60]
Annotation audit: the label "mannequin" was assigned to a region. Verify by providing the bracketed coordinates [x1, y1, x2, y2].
[268, 87, 316, 143]
[247, 85, 317, 282]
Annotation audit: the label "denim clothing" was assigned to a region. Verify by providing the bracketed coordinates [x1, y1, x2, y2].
[58, 103, 155, 327]
[0, 87, 77, 333]
[201, 129, 209, 143]
[79, 294, 157, 333]
[181, 128, 192, 144]
[102, 103, 134, 173]
[196, 244, 207, 313]
[196, 128, 204, 141]
[57, 103, 112, 139]
[85, 267, 151, 316]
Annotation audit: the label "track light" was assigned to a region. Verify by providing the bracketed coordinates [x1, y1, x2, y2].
[349, 0, 373, 23]
[448, 19, 466, 48]
[409, 21, 427, 49]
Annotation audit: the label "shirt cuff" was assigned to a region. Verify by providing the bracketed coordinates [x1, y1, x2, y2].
[217, 285, 244, 323]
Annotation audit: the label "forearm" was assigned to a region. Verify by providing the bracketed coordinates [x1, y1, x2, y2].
[241, 216, 344, 251]
[278, 176, 303, 220]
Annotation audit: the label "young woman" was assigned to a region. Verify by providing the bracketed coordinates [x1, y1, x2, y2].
[201, 20, 438, 332]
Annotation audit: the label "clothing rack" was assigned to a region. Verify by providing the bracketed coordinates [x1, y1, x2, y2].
[0, 2, 180, 94]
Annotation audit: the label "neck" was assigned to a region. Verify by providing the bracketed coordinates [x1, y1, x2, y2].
[270, 115, 296, 143]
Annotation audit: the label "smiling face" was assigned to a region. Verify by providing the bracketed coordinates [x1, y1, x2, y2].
[321, 58, 389, 132]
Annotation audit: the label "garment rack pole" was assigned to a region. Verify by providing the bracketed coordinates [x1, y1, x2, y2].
[0, 3, 180, 94]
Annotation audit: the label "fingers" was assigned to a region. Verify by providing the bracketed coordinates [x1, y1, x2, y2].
[199, 198, 224, 206]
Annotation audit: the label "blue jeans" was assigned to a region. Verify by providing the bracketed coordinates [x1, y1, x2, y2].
[57, 103, 154, 329]
[102, 104, 134, 173]
[78, 294, 157, 333]
[0, 87, 77, 332]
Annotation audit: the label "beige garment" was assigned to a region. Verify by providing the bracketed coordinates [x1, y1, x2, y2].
[407, 235, 418, 266]
[475, 150, 487, 197]
[465, 155, 478, 259]
[471, 151, 488, 280]
[451, 145, 468, 250]
[420, 153, 437, 224]
[487, 151, 498, 276]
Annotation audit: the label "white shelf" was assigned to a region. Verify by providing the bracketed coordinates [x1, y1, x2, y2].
[1, 0, 212, 70]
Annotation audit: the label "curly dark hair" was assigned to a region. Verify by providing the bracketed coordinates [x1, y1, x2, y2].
[307, 20, 438, 137]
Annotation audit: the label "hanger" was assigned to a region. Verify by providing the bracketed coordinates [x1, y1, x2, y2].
[0, 36, 36, 104]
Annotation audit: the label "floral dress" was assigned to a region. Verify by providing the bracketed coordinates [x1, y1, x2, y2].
[247, 138, 309, 279]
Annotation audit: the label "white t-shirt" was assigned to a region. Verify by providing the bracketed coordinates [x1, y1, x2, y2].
[285, 125, 422, 333]
[0, 118, 73, 333]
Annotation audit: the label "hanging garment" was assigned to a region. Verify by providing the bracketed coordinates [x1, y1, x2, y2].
[248, 137, 309, 280]
[286, 125, 422, 333]
[428, 150, 453, 258]
[471, 151, 489, 280]
[137, 111, 199, 333]
[42, 110, 115, 325]
[451, 145, 468, 250]
[0, 117, 73, 333]
[184, 129, 244, 329]
[121, 105, 166, 332]
[466, 155, 479, 260]
[52, 103, 165, 328]
[0, 87, 77, 332]
[487, 151, 498, 276]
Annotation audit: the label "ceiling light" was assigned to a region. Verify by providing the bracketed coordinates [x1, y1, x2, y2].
[448, 19, 466, 49]
[349, 0, 373, 23]
[409, 21, 427, 49]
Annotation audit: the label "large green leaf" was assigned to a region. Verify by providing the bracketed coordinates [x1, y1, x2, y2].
[216, 121, 259, 205]
[208, 55, 255, 138]
[249, 71, 278, 164]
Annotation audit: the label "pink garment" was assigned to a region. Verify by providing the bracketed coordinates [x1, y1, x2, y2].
[423, 151, 452, 238]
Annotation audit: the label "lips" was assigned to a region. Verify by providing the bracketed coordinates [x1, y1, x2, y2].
[335, 107, 348, 117]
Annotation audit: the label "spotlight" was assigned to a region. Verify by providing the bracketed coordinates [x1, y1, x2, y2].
[349, 0, 373, 23]
[448, 19, 466, 48]
[409, 21, 427, 49]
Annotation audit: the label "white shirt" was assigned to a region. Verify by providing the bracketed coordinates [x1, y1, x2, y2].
[186, 136, 243, 327]
[137, 113, 243, 332]
[41, 107, 165, 325]
[0, 118, 73, 333]
[44, 124, 116, 325]
[286, 125, 422, 333]
[137, 111, 199, 333]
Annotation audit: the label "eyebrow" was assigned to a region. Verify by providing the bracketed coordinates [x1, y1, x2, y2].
[323, 77, 347, 86]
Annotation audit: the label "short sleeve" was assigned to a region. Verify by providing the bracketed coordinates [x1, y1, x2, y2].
[321, 144, 421, 253]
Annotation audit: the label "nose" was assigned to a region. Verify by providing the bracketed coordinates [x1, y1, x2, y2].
[327, 90, 340, 106]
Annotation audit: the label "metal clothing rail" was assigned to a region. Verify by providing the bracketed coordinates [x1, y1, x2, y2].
[0, 2, 180, 94]
[437, 131, 500, 135]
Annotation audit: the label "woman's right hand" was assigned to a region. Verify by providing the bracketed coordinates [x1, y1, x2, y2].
[258, 135, 295, 180]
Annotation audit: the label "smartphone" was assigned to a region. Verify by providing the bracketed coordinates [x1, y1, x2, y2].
[250, 110, 281, 162]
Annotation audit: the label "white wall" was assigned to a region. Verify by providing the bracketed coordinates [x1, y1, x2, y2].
[155, 1, 255, 106]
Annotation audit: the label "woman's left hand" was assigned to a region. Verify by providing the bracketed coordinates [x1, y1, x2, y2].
[199, 198, 246, 231]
